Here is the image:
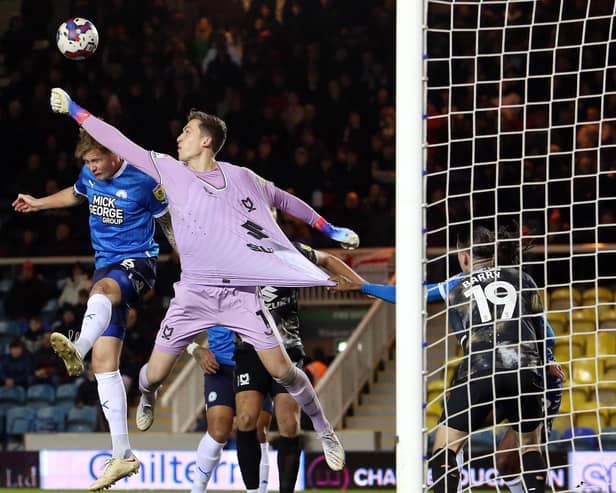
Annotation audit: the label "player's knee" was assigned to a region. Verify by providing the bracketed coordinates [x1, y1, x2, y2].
[208, 424, 232, 443]
[277, 413, 300, 437]
[429, 448, 459, 493]
[236, 412, 258, 431]
[91, 278, 121, 304]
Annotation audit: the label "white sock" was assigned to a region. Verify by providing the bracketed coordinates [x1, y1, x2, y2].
[456, 449, 464, 493]
[259, 441, 269, 493]
[247, 489, 259, 493]
[192, 432, 225, 493]
[75, 294, 112, 357]
[138, 364, 158, 406]
[95, 370, 131, 459]
[504, 476, 525, 493]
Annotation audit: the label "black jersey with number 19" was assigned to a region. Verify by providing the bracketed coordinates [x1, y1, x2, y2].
[447, 265, 545, 383]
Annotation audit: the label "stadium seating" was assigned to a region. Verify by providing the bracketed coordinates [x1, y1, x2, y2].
[600, 427, 616, 450]
[0, 386, 26, 408]
[547, 312, 569, 335]
[66, 406, 98, 432]
[34, 405, 67, 432]
[549, 288, 582, 310]
[598, 383, 616, 405]
[571, 309, 597, 333]
[0, 320, 22, 347]
[6, 406, 35, 435]
[56, 383, 77, 412]
[469, 429, 495, 454]
[26, 384, 56, 409]
[600, 310, 616, 330]
[561, 427, 599, 450]
[581, 287, 613, 306]
[573, 359, 598, 384]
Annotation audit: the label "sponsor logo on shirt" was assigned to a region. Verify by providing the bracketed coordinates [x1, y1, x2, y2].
[153, 184, 167, 202]
[89, 194, 124, 225]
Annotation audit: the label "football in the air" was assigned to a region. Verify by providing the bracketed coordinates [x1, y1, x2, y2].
[56, 18, 99, 60]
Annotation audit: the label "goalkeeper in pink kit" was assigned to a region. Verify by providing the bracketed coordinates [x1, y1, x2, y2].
[50, 88, 354, 478]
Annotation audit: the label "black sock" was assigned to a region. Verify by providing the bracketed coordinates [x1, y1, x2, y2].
[278, 436, 301, 493]
[522, 450, 546, 493]
[429, 448, 459, 493]
[237, 429, 260, 489]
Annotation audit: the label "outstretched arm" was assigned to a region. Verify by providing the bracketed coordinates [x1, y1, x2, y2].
[13, 187, 84, 213]
[50, 88, 158, 180]
[330, 275, 396, 304]
[269, 185, 359, 249]
[316, 251, 366, 284]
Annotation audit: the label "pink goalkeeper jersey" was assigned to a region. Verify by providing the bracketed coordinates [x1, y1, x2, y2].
[82, 116, 332, 287]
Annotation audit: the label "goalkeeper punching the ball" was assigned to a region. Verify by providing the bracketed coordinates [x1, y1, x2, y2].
[49, 87, 358, 473]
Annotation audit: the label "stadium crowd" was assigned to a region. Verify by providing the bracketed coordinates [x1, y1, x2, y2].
[0, 0, 394, 441]
[425, 0, 616, 249]
[0, 0, 395, 257]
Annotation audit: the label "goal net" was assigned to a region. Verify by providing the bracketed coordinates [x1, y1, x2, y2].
[423, 1, 616, 491]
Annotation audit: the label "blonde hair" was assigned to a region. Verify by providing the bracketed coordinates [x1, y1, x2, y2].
[74, 129, 112, 159]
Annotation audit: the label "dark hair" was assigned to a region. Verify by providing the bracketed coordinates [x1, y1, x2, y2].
[457, 223, 530, 266]
[457, 225, 495, 260]
[187, 109, 227, 155]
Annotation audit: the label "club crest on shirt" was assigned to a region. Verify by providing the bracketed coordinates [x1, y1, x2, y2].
[153, 184, 167, 202]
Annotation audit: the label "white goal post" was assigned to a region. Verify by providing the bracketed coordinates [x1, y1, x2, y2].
[422, 1, 616, 492]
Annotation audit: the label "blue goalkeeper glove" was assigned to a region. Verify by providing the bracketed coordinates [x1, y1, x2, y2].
[50, 88, 91, 123]
[313, 217, 360, 249]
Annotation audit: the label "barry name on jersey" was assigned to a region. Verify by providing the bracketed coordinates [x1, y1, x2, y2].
[461, 268, 500, 289]
[89, 194, 124, 224]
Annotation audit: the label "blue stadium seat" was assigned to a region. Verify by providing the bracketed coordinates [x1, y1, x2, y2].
[55, 382, 78, 406]
[600, 427, 616, 450]
[561, 427, 598, 450]
[34, 405, 67, 432]
[26, 384, 55, 408]
[66, 406, 98, 432]
[0, 386, 26, 407]
[6, 406, 35, 434]
[469, 430, 495, 454]
[0, 320, 21, 337]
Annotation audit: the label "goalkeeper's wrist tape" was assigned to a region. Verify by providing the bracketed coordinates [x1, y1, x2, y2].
[313, 216, 335, 237]
[186, 342, 200, 356]
[69, 100, 91, 124]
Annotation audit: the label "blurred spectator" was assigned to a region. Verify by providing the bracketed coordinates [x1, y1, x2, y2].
[22, 315, 47, 354]
[0, 338, 33, 388]
[5, 261, 53, 321]
[304, 347, 329, 386]
[50, 308, 81, 340]
[32, 332, 66, 386]
[1, 0, 395, 264]
[192, 17, 214, 65]
[58, 263, 93, 308]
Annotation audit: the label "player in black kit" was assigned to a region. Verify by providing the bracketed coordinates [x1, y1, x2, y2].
[234, 242, 366, 493]
[429, 226, 547, 493]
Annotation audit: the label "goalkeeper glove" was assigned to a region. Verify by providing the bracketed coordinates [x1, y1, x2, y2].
[313, 217, 360, 250]
[50, 88, 91, 123]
